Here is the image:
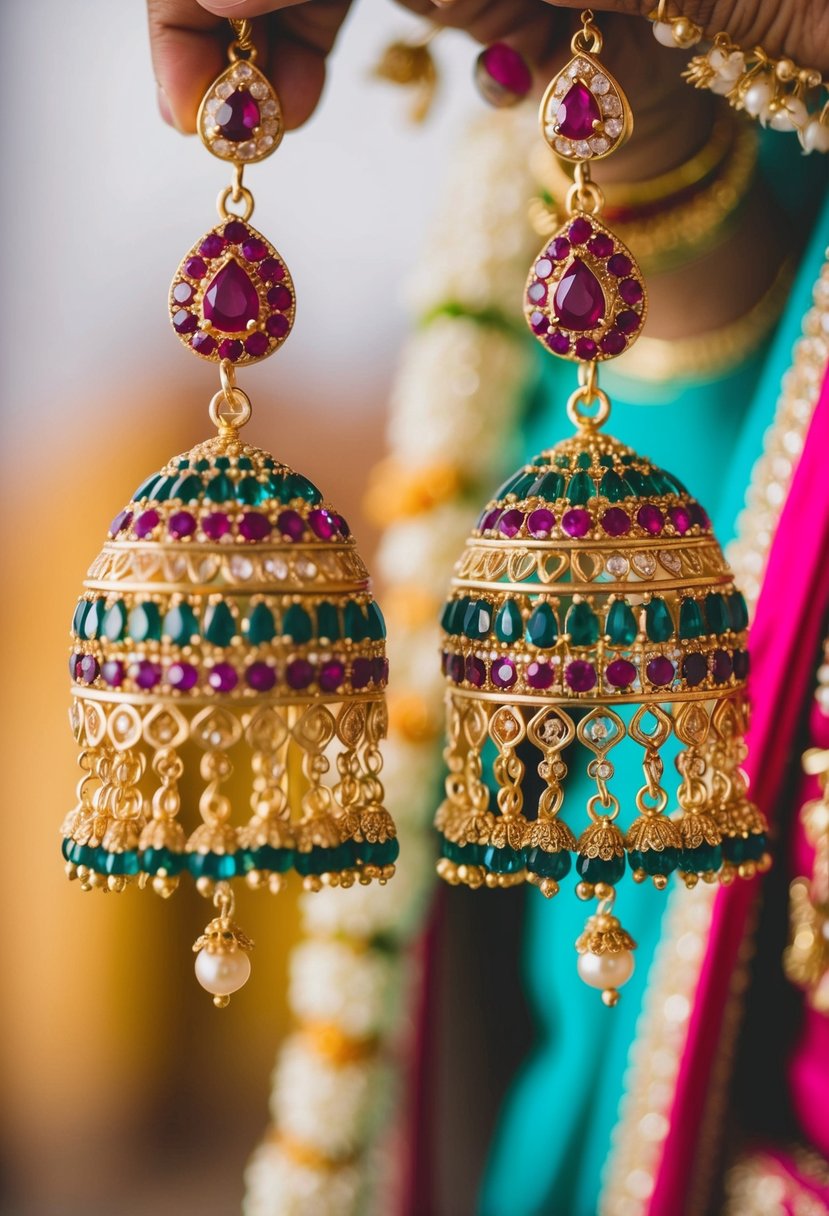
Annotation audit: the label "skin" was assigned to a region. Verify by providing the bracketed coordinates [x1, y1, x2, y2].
[146, 0, 820, 334]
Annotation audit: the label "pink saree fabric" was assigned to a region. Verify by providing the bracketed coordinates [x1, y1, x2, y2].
[648, 365, 829, 1215]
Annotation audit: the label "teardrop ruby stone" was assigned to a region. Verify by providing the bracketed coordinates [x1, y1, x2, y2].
[203, 260, 260, 332]
[215, 88, 260, 142]
[556, 81, 602, 140]
[553, 257, 605, 330]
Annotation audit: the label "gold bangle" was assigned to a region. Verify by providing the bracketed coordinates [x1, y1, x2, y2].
[606, 255, 794, 383]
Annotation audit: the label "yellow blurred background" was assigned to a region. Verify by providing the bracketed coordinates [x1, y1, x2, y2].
[0, 2, 479, 1210]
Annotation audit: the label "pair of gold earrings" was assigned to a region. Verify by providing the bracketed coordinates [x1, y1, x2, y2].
[62, 13, 766, 1008]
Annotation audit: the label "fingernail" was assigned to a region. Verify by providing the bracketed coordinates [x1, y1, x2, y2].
[157, 84, 175, 128]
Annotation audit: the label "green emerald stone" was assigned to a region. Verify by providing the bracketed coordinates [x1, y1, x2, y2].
[656, 468, 687, 495]
[566, 600, 599, 646]
[188, 852, 241, 880]
[599, 454, 615, 469]
[495, 468, 534, 499]
[236, 477, 268, 505]
[203, 600, 236, 646]
[133, 472, 164, 501]
[266, 472, 288, 500]
[72, 599, 91, 637]
[495, 599, 523, 643]
[524, 847, 572, 879]
[316, 601, 341, 642]
[103, 850, 141, 876]
[526, 602, 558, 648]
[205, 473, 235, 502]
[237, 456, 253, 470]
[150, 475, 178, 502]
[215, 457, 231, 470]
[599, 470, 628, 502]
[628, 847, 678, 876]
[440, 601, 455, 633]
[623, 467, 654, 496]
[441, 839, 485, 866]
[704, 592, 729, 634]
[295, 844, 356, 876]
[576, 853, 625, 884]
[163, 602, 199, 645]
[645, 597, 674, 643]
[679, 598, 704, 639]
[566, 471, 597, 505]
[722, 832, 766, 863]
[531, 470, 566, 501]
[141, 847, 186, 876]
[463, 599, 492, 641]
[248, 602, 276, 644]
[576, 452, 592, 470]
[344, 601, 369, 642]
[102, 600, 128, 642]
[129, 601, 161, 642]
[679, 842, 722, 874]
[194, 459, 210, 472]
[448, 597, 471, 636]
[365, 601, 387, 641]
[253, 846, 294, 872]
[555, 456, 570, 469]
[283, 603, 312, 644]
[728, 591, 749, 631]
[169, 473, 203, 502]
[606, 599, 638, 646]
[357, 838, 400, 866]
[83, 598, 105, 640]
[283, 473, 322, 504]
[482, 845, 524, 874]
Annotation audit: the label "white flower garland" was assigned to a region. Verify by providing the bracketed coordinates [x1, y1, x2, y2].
[244, 105, 539, 1216]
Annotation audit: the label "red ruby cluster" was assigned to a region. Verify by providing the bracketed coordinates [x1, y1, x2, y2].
[170, 219, 294, 364]
[525, 216, 645, 362]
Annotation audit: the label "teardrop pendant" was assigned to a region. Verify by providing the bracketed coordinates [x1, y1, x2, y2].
[525, 214, 647, 361]
[170, 216, 295, 365]
[198, 59, 284, 164]
[540, 51, 632, 162]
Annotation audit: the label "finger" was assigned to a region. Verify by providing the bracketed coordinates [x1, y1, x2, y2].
[148, 0, 233, 131]
[396, 0, 570, 76]
[196, 0, 310, 16]
[264, 0, 353, 128]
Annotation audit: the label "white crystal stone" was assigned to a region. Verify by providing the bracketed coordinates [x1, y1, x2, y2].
[250, 81, 268, 99]
[296, 557, 318, 578]
[258, 136, 274, 152]
[574, 141, 591, 156]
[216, 81, 233, 99]
[590, 136, 610, 154]
[591, 74, 610, 94]
[553, 76, 568, 96]
[606, 554, 629, 577]
[204, 98, 221, 115]
[229, 555, 254, 580]
[263, 118, 280, 135]
[234, 63, 253, 79]
[239, 142, 256, 159]
[601, 95, 622, 116]
[265, 557, 288, 580]
[604, 118, 623, 137]
[555, 137, 573, 155]
[212, 139, 230, 156]
[261, 99, 279, 117]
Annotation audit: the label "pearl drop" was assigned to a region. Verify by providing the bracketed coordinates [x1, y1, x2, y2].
[195, 946, 251, 996]
[770, 106, 795, 132]
[577, 948, 635, 991]
[652, 21, 679, 48]
[742, 80, 773, 117]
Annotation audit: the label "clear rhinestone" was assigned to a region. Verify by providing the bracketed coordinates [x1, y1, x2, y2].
[601, 95, 622, 116]
[590, 136, 610, 154]
[604, 118, 623, 137]
[632, 553, 657, 577]
[591, 74, 610, 94]
[606, 554, 630, 577]
[658, 550, 682, 573]
[553, 76, 568, 96]
[234, 63, 253, 80]
[250, 81, 269, 100]
[229, 555, 254, 581]
[261, 100, 279, 117]
[574, 140, 591, 156]
[265, 557, 288, 580]
[258, 136, 274, 152]
[555, 137, 573, 155]
[213, 138, 230, 156]
[263, 118, 280, 135]
[296, 557, 318, 578]
[216, 81, 233, 99]
[204, 98, 221, 115]
[239, 142, 256, 160]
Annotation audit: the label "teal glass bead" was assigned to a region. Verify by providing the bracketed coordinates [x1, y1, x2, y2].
[248, 602, 277, 645]
[531, 470, 566, 501]
[203, 600, 236, 646]
[283, 473, 322, 504]
[599, 469, 628, 502]
[150, 475, 178, 502]
[441, 839, 485, 866]
[83, 598, 106, 640]
[344, 601, 369, 642]
[101, 601, 128, 642]
[463, 599, 492, 641]
[576, 853, 625, 884]
[133, 472, 164, 501]
[365, 601, 387, 641]
[679, 598, 704, 640]
[679, 842, 723, 874]
[295, 843, 356, 876]
[524, 847, 571, 879]
[71, 599, 91, 637]
[357, 838, 400, 866]
[621, 467, 652, 496]
[495, 599, 523, 644]
[215, 457, 231, 469]
[237, 456, 254, 470]
[194, 459, 210, 472]
[440, 601, 455, 633]
[628, 847, 678, 876]
[188, 852, 241, 880]
[526, 602, 558, 648]
[163, 602, 199, 645]
[141, 847, 186, 876]
[236, 476, 268, 505]
[61, 837, 74, 861]
[566, 600, 599, 646]
[494, 468, 535, 499]
[449, 597, 471, 636]
[168, 473, 203, 502]
[704, 592, 729, 635]
[204, 473, 235, 502]
[728, 591, 749, 631]
[253, 846, 295, 873]
[283, 603, 312, 644]
[645, 597, 674, 643]
[316, 601, 341, 642]
[566, 471, 596, 505]
[482, 845, 524, 874]
[605, 599, 638, 646]
[103, 850, 141, 876]
[722, 833, 766, 863]
[576, 452, 592, 470]
[129, 601, 162, 642]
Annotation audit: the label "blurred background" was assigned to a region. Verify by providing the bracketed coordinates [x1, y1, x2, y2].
[0, 2, 482, 1211]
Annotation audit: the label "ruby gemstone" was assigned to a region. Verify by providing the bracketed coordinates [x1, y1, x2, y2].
[499, 509, 524, 537]
[167, 661, 198, 691]
[530, 311, 549, 334]
[199, 234, 225, 258]
[191, 331, 216, 355]
[588, 233, 613, 259]
[528, 282, 547, 305]
[185, 256, 207, 279]
[646, 656, 675, 687]
[319, 660, 345, 693]
[549, 237, 571, 260]
[600, 507, 630, 536]
[616, 309, 641, 334]
[619, 278, 643, 304]
[246, 661, 276, 692]
[608, 253, 632, 277]
[465, 656, 486, 687]
[266, 314, 290, 339]
[556, 81, 602, 141]
[202, 512, 230, 540]
[277, 509, 304, 541]
[216, 89, 260, 142]
[240, 512, 272, 541]
[245, 332, 269, 357]
[259, 257, 284, 283]
[209, 662, 238, 693]
[606, 658, 636, 689]
[479, 43, 532, 96]
[173, 281, 194, 305]
[267, 284, 292, 311]
[526, 661, 554, 690]
[173, 310, 197, 334]
[527, 508, 555, 537]
[491, 658, 517, 690]
[547, 331, 571, 355]
[565, 660, 597, 692]
[203, 260, 260, 332]
[561, 507, 591, 537]
[600, 330, 626, 356]
[568, 217, 593, 245]
[218, 339, 243, 360]
[286, 659, 314, 690]
[242, 237, 268, 262]
[553, 258, 605, 330]
[223, 221, 249, 245]
[575, 337, 598, 360]
[535, 258, 554, 279]
[637, 504, 664, 534]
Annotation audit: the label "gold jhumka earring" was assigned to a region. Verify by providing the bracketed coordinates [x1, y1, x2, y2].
[61, 20, 397, 1006]
[434, 11, 769, 1005]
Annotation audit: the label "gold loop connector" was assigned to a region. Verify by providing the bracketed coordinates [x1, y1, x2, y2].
[228, 18, 256, 61]
[567, 382, 611, 431]
[231, 163, 245, 203]
[209, 360, 253, 435]
[565, 177, 605, 217]
[586, 792, 620, 822]
[571, 8, 603, 55]
[217, 182, 255, 221]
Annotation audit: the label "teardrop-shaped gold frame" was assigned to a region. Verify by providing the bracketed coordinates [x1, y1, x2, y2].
[540, 51, 632, 163]
[197, 59, 284, 165]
